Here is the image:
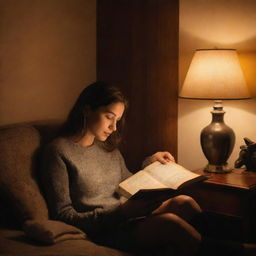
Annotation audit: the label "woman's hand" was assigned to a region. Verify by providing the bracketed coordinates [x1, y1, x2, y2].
[150, 151, 175, 164]
[120, 198, 162, 219]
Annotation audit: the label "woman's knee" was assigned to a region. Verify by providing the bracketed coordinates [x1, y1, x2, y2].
[172, 195, 196, 205]
[152, 195, 202, 219]
[171, 195, 202, 213]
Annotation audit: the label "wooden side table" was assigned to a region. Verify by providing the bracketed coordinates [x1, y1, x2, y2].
[182, 169, 256, 242]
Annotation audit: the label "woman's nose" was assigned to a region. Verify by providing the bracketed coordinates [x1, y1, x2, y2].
[110, 122, 117, 131]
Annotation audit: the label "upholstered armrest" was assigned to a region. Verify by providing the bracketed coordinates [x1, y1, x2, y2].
[23, 219, 87, 244]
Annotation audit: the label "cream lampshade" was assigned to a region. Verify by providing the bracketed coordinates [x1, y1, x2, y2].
[180, 49, 250, 173]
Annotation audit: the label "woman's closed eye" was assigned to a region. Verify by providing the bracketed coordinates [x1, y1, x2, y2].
[106, 114, 121, 122]
[106, 114, 114, 120]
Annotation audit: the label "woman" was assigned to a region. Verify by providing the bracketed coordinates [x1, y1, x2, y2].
[40, 81, 255, 256]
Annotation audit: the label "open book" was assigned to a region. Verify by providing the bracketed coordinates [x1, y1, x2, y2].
[117, 161, 207, 201]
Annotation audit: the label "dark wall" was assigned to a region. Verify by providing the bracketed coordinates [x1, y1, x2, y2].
[0, 0, 96, 125]
[97, 0, 179, 171]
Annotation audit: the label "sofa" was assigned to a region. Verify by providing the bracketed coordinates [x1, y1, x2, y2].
[0, 122, 136, 256]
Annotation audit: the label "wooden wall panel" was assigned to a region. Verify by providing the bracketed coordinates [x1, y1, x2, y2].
[97, 0, 179, 172]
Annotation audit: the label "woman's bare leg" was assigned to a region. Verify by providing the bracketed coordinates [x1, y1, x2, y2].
[152, 195, 202, 221]
[132, 213, 201, 256]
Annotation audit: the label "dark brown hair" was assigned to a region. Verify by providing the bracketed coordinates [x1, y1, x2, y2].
[59, 81, 128, 151]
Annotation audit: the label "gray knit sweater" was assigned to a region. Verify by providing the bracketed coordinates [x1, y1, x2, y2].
[40, 137, 134, 237]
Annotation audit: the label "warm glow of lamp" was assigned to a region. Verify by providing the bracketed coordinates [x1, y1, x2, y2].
[180, 49, 250, 173]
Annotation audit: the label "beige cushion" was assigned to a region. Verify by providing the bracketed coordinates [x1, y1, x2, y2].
[23, 219, 86, 244]
[0, 124, 48, 225]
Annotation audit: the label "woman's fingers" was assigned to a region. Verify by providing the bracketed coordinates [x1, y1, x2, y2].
[151, 151, 175, 164]
[164, 152, 175, 162]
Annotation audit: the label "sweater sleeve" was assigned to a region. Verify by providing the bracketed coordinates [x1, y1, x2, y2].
[142, 156, 152, 169]
[40, 145, 127, 237]
[117, 150, 133, 180]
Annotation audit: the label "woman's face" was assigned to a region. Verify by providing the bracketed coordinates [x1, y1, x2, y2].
[86, 102, 125, 142]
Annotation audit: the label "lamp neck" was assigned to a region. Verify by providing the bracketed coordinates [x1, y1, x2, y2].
[211, 100, 225, 123]
[213, 100, 223, 111]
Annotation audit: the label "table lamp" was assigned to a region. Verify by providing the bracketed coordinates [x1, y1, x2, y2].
[179, 49, 250, 173]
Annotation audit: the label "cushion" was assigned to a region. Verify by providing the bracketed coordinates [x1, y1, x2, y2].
[23, 219, 86, 244]
[0, 228, 133, 256]
[0, 124, 48, 226]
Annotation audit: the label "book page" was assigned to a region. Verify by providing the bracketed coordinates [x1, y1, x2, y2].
[144, 161, 200, 189]
[118, 170, 168, 196]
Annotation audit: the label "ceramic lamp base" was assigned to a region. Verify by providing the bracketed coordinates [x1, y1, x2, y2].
[200, 100, 235, 174]
[204, 163, 233, 173]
